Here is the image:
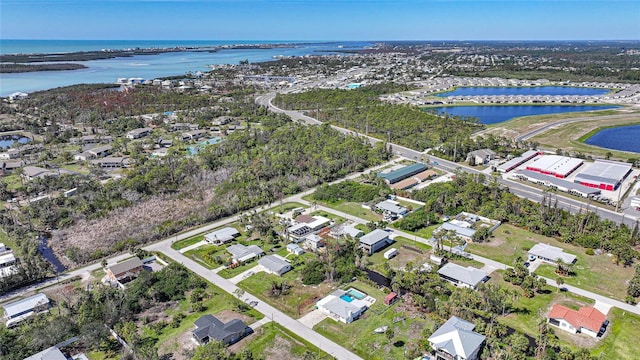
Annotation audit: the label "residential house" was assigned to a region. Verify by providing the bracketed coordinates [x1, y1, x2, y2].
[375, 200, 409, 219]
[91, 156, 131, 168]
[204, 227, 240, 245]
[74, 152, 93, 161]
[428, 316, 486, 360]
[8, 92, 29, 101]
[23, 346, 68, 360]
[259, 255, 292, 276]
[1, 160, 23, 173]
[182, 130, 208, 141]
[436, 222, 476, 242]
[303, 234, 325, 251]
[528, 243, 577, 265]
[437, 263, 488, 290]
[547, 304, 607, 338]
[295, 215, 332, 231]
[191, 314, 252, 345]
[88, 145, 113, 158]
[2, 293, 50, 327]
[359, 229, 392, 255]
[170, 123, 191, 131]
[287, 223, 312, 239]
[125, 127, 152, 140]
[316, 289, 371, 324]
[384, 292, 398, 306]
[21, 166, 57, 181]
[105, 257, 144, 283]
[70, 135, 113, 145]
[467, 149, 496, 165]
[226, 244, 264, 263]
[0, 252, 16, 269]
[0, 149, 20, 160]
[330, 224, 364, 239]
[286, 243, 304, 255]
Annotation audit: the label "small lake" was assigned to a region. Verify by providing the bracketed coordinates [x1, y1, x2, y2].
[584, 124, 640, 153]
[435, 86, 611, 97]
[0, 135, 30, 149]
[429, 105, 619, 125]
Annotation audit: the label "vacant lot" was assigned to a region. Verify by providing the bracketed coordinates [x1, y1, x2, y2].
[237, 269, 334, 318]
[231, 323, 331, 360]
[468, 224, 635, 301]
[591, 308, 640, 360]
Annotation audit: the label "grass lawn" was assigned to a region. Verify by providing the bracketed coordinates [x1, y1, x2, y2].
[310, 199, 382, 222]
[310, 210, 346, 223]
[314, 281, 434, 360]
[390, 224, 440, 241]
[270, 201, 307, 214]
[171, 234, 205, 250]
[184, 244, 227, 270]
[367, 235, 432, 274]
[218, 260, 260, 279]
[154, 284, 263, 353]
[591, 307, 640, 360]
[3, 174, 22, 190]
[489, 271, 594, 338]
[238, 270, 333, 318]
[0, 230, 18, 255]
[468, 224, 635, 301]
[241, 322, 332, 359]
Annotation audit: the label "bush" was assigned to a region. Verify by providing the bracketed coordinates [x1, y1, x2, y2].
[585, 248, 595, 255]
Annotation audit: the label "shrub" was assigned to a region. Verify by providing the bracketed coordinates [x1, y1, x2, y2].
[585, 248, 594, 255]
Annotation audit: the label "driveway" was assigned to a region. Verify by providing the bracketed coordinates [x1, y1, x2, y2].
[229, 265, 263, 284]
[298, 309, 328, 328]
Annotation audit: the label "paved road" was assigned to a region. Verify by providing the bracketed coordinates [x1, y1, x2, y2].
[146, 242, 362, 360]
[257, 91, 639, 227]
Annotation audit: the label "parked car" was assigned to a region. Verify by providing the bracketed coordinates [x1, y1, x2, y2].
[523, 262, 530, 268]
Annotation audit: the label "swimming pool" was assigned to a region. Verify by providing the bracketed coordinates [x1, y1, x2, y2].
[339, 294, 354, 303]
[346, 288, 366, 300]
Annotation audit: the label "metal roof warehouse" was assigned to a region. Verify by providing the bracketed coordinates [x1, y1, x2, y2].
[573, 159, 632, 191]
[378, 163, 427, 184]
[525, 155, 584, 179]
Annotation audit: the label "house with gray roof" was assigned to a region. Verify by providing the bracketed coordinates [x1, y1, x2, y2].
[436, 222, 477, 241]
[191, 314, 252, 345]
[286, 243, 304, 255]
[226, 244, 264, 263]
[88, 145, 113, 158]
[528, 243, 577, 265]
[428, 316, 486, 360]
[105, 257, 143, 283]
[125, 127, 152, 139]
[2, 293, 50, 327]
[204, 227, 240, 245]
[23, 346, 68, 360]
[437, 263, 488, 290]
[259, 255, 292, 276]
[21, 166, 57, 181]
[467, 149, 496, 165]
[375, 200, 409, 218]
[359, 229, 392, 255]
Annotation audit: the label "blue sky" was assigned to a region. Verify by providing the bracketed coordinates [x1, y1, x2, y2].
[1, 0, 638, 40]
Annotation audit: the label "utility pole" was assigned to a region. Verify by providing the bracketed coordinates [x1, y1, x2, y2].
[453, 135, 457, 162]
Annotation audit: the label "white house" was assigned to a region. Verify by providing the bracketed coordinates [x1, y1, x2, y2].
[547, 304, 607, 338]
[286, 243, 304, 255]
[303, 234, 325, 251]
[437, 263, 488, 290]
[359, 229, 391, 255]
[428, 316, 486, 360]
[528, 243, 577, 265]
[125, 127, 152, 139]
[259, 255, 292, 276]
[226, 244, 264, 263]
[2, 293, 50, 327]
[316, 289, 373, 324]
[204, 227, 240, 245]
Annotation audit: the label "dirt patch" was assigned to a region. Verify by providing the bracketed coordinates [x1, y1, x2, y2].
[478, 236, 506, 247]
[262, 335, 297, 360]
[158, 328, 197, 360]
[215, 309, 254, 325]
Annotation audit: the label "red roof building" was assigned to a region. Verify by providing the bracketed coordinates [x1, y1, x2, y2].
[384, 292, 398, 305]
[547, 305, 607, 338]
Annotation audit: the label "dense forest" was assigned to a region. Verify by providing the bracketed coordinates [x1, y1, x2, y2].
[274, 85, 483, 154]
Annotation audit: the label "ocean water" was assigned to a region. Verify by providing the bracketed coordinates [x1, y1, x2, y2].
[0, 40, 369, 96]
[429, 105, 619, 125]
[584, 125, 640, 153]
[435, 86, 610, 97]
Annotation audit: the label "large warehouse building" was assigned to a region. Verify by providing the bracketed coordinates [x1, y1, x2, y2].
[497, 150, 542, 173]
[525, 155, 584, 179]
[378, 163, 427, 184]
[573, 160, 632, 191]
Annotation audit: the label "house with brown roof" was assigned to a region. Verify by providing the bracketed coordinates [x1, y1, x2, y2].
[547, 304, 607, 338]
[105, 257, 144, 283]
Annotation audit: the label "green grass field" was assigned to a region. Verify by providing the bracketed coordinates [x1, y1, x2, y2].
[171, 234, 205, 250]
[243, 323, 332, 359]
[468, 224, 635, 301]
[591, 308, 640, 360]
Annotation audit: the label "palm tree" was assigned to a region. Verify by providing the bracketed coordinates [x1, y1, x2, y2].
[556, 277, 564, 292]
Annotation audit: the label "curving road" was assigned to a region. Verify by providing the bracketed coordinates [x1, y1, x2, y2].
[515, 112, 640, 142]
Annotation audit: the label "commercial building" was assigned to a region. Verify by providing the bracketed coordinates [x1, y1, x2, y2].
[378, 163, 428, 184]
[573, 159, 632, 191]
[497, 150, 542, 173]
[525, 155, 584, 179]
[514, 170, 601, 198]
[428, 316, 486, 360]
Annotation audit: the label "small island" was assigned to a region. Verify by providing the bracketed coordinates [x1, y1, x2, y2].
[0, 63, 88, 73]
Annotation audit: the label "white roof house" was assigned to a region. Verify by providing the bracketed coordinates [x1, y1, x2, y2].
[286, 243, 304, 255]
[528, 243, 577, 264]
[375, 200, 409, 216]
[437, 263, 488, 289]
[316, 289, 371, 323]
[436, 222, 476, 241]
[226, 244, 264, 263]
[23, 346, 68, 360]
[428, 316, 486, 360]
[2, 293, 50, 327]
[359, 229, 391, 255]
[205, 227, 240, 245]
[259, 255, 292, 276]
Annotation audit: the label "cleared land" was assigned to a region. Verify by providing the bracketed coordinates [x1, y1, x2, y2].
[231, 323, 331, 360]
[468, 224, 635, 301]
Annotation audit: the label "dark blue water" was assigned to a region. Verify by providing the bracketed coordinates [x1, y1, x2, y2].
[584, 125, 640, 153]
[430, 105, 619, 125]
[435, 86, 610, 97]
[0, 136, 30, 149]
[38, 237, 67, 273]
